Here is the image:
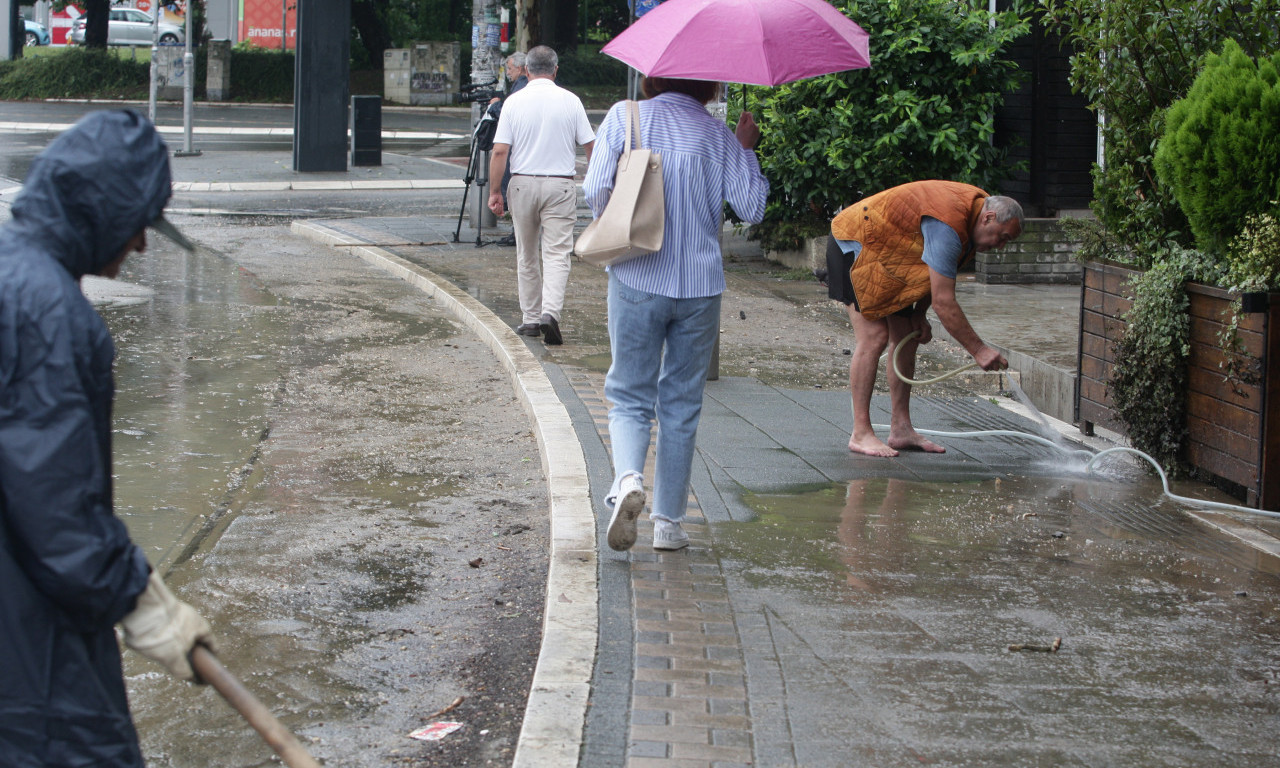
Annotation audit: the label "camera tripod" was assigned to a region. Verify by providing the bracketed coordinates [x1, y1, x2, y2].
[453, 106, 504, 248]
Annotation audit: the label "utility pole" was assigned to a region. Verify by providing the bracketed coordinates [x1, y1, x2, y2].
[175, 0, 199, 157]
[469, 0, 501, 229]
[471, 0, 500, 99]
[148, 1, 158, 120]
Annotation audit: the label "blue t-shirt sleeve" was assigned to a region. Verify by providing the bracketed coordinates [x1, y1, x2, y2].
[920, 216, 963, 279]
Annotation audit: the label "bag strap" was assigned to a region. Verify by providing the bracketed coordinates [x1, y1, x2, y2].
[624, 100, 644, 155]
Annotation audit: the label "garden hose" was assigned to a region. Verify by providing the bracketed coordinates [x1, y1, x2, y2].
[890, 330, 980, 385]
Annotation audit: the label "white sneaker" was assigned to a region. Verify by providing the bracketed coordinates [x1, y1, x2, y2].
[607, 474, 645, 551]
[652, 520, 689, 551]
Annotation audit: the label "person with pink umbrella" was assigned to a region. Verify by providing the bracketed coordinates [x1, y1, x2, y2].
[585, 78, 768, 552]
[587, 0, 868, 552]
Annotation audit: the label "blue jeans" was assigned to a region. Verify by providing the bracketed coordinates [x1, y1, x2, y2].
[604, 272, 721, 523]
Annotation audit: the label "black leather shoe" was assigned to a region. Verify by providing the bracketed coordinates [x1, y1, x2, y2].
[516, 322, 540, 337]
[495, 234, 516, 246]
[539, 314, 562, 345]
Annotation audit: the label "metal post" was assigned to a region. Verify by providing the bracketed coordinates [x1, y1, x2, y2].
[175, 1, 200, 157]
[148, 5, 158, 121]
[469, 0, 500, 229]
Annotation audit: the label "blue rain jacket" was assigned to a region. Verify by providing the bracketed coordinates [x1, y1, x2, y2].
[0, 111, 174, 767]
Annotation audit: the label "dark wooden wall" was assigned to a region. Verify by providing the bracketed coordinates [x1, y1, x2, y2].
[994, 13, 1096, 217]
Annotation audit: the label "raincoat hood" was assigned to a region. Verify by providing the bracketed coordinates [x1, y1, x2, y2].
[9, 110, 173, 279]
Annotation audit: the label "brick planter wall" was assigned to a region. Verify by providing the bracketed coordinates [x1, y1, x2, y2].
[1077, 260, 1280, 510]
[976, 218, 1081, 284]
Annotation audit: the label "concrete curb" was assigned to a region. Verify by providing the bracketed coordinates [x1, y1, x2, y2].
[290, 220, 597, 768]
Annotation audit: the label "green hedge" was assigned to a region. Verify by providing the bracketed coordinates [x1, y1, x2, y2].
[554, 48, 628, 87]
[0, 44, 623, 103]
[1154, 39, 1280, 254]
[226, 47, 295, 102]
[0, 48, 148, 100]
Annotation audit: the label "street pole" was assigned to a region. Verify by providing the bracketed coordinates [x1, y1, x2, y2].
[470, 0, 500, 229]
[175, 0, 199, 156]
[148, 3, 158, 121]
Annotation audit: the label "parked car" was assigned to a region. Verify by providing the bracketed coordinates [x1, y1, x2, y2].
[69, 9, 184, 46]
[24, 19, 51, 47]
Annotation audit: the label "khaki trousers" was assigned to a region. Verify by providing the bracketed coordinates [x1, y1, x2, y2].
[508, 175, 577, 325]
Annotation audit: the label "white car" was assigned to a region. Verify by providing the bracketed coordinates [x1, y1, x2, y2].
[69, 8, 184, 46]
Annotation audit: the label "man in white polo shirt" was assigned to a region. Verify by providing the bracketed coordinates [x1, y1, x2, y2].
[487, 45, 595, 344]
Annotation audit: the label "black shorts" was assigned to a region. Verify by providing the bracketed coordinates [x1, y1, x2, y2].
[825, 236, 918, 317]
[826, 235, 858, 307]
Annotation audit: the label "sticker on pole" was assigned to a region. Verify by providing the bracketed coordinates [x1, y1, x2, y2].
[408, 722, 463, 741]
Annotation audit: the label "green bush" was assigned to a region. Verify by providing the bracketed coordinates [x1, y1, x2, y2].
[0, 47, 148, 100]
[1043, 0, 1280, 474]
[554, 48, 628, 87]
[745, 0, 1029, 252]
[1226, 207, 1280, 292]
[1154, 40, 1280, 255]
[227, 47, 295, 102]
[1042, 0, 1280, 268]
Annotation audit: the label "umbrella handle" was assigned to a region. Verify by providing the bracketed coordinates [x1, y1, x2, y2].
[190, 646, 323, 768]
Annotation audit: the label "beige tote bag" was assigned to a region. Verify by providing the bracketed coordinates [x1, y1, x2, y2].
[574, 100, 664, 266]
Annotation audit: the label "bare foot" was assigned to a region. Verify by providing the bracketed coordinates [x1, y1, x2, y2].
[888, 433, 946, 453]
[848, 433, 899, 457]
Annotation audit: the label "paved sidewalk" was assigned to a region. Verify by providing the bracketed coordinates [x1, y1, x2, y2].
[293, 214, 1280, 768]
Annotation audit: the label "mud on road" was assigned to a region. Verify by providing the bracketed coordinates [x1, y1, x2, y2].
[122, 219, 548, 767]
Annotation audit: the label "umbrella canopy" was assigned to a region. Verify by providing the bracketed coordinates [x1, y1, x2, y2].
[602, 0, 870, 87]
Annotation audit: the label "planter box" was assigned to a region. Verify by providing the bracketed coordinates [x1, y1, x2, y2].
[1077, 260, 1280, 510]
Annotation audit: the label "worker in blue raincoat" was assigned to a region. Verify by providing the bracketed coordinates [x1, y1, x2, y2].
[0, 110, 217, 766]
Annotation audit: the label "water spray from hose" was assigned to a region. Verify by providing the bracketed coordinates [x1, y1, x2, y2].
[865, 332, 1280, 520]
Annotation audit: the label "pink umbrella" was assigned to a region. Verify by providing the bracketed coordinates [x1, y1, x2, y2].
[601, 0, 870, 87]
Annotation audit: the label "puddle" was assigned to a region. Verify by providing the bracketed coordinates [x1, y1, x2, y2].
[719, 476, 1280, 594]
[715, 476, 1280, 763]
[103, 246, 287, 567]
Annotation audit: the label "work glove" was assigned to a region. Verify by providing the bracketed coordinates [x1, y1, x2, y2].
[120, 571, 217, 683]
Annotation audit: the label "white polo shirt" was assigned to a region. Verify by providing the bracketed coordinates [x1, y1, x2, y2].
[493, 78, 595, 177]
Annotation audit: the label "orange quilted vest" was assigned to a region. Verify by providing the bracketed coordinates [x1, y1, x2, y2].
[831, 181, 987, 320]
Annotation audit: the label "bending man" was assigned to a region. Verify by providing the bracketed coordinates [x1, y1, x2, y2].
[827, 180, 1023, 457]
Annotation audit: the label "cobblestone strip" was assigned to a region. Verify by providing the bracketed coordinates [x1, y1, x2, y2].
[568, 369, 755, 768]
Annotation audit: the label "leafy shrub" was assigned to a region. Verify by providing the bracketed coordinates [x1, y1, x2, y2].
[1155, 40, 1280, 255]
[0, 47, 148, 100]
[1216, 208, 1280, 392]
[1044, 1, 1280, 473]
[1108, 261, 1190, 471]
[554, 48, 628, 87]
[1226, 207, 1280, 292]
[1109, 248, 1221, 472]
[228, 48, 295, 102]
[1042, 0, 1280, 268]
[745, 0, 1029, 252]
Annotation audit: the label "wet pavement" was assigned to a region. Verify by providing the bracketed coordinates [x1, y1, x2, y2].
[295, 212, 1280, 768]
[5, 112, 1280, 766]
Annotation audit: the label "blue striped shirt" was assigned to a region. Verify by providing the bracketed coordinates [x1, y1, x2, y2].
[583, 92, 769, 299]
